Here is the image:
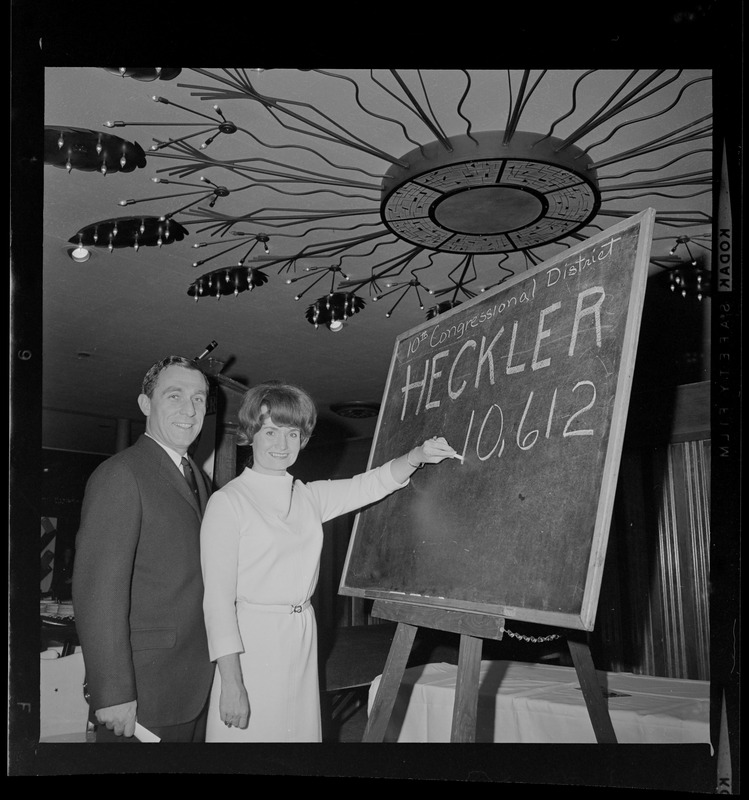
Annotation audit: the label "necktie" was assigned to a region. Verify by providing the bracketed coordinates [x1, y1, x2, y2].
[181, 456, 200, 503]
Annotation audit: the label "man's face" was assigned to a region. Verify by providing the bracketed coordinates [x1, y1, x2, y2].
[138, 365, 208, 455]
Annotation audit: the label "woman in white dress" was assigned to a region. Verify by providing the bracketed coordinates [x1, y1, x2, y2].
[200, 380, 457, 742]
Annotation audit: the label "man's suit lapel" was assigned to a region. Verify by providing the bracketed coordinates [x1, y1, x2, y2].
[162, 458, 202, 517]
[137, 436, 204, 519]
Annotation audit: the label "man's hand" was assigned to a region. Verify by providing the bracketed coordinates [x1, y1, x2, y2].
[95, 700, 138, 737]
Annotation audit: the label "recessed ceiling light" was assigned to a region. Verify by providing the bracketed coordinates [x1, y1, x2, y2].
[68, 246, 91, 263]
[330, 401, 380, 419]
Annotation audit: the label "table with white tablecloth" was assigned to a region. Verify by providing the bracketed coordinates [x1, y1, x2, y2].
[368, 660, 711, 746]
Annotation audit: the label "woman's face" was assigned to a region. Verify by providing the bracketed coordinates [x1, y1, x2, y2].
[250, 405, 302, 475]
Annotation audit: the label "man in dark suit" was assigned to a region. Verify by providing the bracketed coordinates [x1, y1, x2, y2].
[72, 355, 215, 742]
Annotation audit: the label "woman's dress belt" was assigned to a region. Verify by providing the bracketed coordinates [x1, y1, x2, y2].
[238, 599, 311, 614]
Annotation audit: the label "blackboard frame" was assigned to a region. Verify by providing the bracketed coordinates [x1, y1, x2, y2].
[340, 209, 656, 632]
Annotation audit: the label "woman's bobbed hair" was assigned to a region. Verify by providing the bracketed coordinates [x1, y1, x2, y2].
[237, 380, 317, 448]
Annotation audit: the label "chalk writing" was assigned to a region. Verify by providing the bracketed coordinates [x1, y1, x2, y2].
[340, 211, 654, 630]
[545, 235, 621, 287]
[399, 286, 606, 421]
[450, 379, 599, 462]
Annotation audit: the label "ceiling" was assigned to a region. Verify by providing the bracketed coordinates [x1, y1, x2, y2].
[38, 66, 715, 457]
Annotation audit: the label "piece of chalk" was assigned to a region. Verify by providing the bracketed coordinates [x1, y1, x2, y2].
[452, 453, 464, 462]
[134, 722, 161, 742]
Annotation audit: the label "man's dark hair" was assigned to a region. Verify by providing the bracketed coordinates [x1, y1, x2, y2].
[141, 356, 208, 397]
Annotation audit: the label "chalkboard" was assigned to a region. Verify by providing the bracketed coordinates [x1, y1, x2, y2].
[340, 210, 655, 631]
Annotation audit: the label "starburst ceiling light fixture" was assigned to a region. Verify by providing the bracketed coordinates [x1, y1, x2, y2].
[421, 252, 515, 318]
[668, 233, 711, 265]
[372, 275, 433, 318]
[650, 255, 711, 301]
[102, 67, 182, 82]
[187, 264, 269, 300]
[305, 291, 366, 332]
[69, 216, 189, 252]
[649, 232, 712, 300]
[44, 126, 147, 174]
[286, 265, 366, 331]
[119, 175, 239, 218]
[286, 264, 349, 299]
[103, 94, 240, 152]
[669, 264, 710, 300]
[57, 68, 714, 331]
[190, 231, 273, 269]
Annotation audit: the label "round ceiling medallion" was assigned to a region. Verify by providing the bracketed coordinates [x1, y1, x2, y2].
[381, 131, 600, 254]
[433, 185, 544, 233]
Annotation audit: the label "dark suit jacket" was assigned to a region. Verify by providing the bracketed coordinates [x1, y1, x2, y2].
[72, 435, 215, 728]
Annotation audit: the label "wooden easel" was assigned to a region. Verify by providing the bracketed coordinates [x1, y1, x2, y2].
[363, 599, 617, 744]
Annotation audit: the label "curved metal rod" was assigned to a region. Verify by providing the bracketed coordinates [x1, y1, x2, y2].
[417, 70, 451, 146]
[149, 126, 217, 151]
[495, 253, 515, 284]
[597, 148, 712, 180]
[183, 69, 409, 166]
[185, 206, 380, 231]
[314, 69, 428, 159]
[338, 241, 423, 277]
[369, 70, 445, 154]
[153, 128, 386, 182]
[602, 168, 713, 190]
[598, 208, 712, 228]
[389, 69, 452, 151]
[580, 75, 710, 156]
[555, 69, 668, 150]
[602, 187, 712, 202]
[534, 69, 597, 145]
[504, 69, 547, 145]
[590, 123, 712, 169]
[456, 70, 478, 145]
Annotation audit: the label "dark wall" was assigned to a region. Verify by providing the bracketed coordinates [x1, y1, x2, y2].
[631, 269, 710, 393]
[41, 449, 109, 599]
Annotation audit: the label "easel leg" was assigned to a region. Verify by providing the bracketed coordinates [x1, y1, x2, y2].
[567, 637, 617, 744]
[450, 634, 483, 743]
[362, 621, 417, 742]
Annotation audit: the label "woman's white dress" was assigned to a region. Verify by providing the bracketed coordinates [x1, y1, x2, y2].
[200, 462, 405, 742]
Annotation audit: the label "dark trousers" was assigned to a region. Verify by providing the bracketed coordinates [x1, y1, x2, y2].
[95, 700, 209, 743]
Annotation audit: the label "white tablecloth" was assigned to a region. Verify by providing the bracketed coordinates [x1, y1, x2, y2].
[368, 660, 711, 746]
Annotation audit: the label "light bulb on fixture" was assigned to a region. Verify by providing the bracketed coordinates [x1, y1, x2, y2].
[304, 292, 365, 330]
